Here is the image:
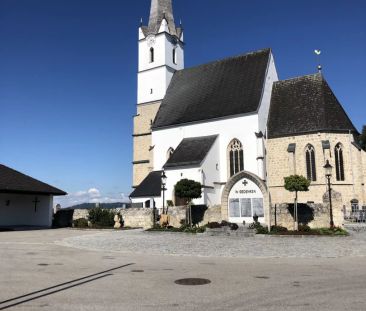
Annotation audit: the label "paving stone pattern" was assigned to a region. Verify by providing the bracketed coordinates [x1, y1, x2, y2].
[57, 229, 366, 259]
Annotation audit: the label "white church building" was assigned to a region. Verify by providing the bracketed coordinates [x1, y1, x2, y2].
[130, 0, 366, 226]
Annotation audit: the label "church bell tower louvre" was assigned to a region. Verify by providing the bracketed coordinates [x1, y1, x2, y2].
[132, 0, 185, 188]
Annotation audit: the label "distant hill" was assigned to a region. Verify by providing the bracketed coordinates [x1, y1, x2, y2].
[65, 202, 130, 210]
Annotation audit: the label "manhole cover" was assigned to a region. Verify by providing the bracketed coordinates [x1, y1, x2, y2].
[174, 278, 211, 286]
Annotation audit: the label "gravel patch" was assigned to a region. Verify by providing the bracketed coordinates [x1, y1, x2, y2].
[56, 229, 366, 259]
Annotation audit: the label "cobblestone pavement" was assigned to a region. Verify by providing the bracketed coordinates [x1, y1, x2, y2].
[57, 229, 366, 258]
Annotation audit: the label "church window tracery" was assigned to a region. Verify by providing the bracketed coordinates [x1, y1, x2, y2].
[228, 139, 244, 177]
[335, 143, 345, 181]
[305, 144, 317, 181]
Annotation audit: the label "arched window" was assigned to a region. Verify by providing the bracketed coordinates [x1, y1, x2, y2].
[173, 48, 177, 64]
[150, 48, 154, 63]
[167, 147, 174, 160]
[335, 143, 345, 181]
[228, 139, 244, 177]
[305, 144, 317, 181]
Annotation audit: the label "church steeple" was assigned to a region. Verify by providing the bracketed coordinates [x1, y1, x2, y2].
[141, 0, 182, 39]
[149, 0, 175, 34]
[137, 0, 185, 106]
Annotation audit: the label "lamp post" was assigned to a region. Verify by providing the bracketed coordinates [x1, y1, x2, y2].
[161, 171, 167, 214]
[324, 160, 334, 228]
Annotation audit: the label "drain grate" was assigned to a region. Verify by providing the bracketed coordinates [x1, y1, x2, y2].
[38, 264, 49, 266]
[174, 278, 211, 286]
[131, 270, 144, 273]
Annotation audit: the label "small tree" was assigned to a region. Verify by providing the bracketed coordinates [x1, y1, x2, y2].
[174, 179, 202, 227]
[359, 125, 366, 151]
[284, 175, 310, 231]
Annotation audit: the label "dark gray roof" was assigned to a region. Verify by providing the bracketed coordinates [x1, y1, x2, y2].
[144, 0, 178, 36]
[0, 164, 66, 196]
[268, 74, 358, 139]
[130, 171, 162, 198]
[164, 135, 218, 169]
[152, 49, 271, 129]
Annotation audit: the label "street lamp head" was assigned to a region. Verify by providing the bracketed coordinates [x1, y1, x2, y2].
[324, 160, 333, 177]
[161, 171, 167, 185]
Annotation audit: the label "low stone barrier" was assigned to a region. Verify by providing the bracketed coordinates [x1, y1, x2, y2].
[271, 190, 344, 229]
[166, 205, 222, 228]
[120, 208, 154, 229]
[72, 209, 89, 221]
[72, 206, 221, 229]
[201, 205, 222, 225]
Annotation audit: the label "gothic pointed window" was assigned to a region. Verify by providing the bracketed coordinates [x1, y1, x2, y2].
[305, 144, 317, 181]
[167, 147, 174, 160]
[150, 48, 154, 63]
[335, 143, 345, 181]
[228, 139, 244, 177]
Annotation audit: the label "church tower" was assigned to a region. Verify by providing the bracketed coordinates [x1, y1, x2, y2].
[133, 0, 184, 187]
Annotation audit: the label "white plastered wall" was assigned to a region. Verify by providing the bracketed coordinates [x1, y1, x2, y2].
[152, 114, 264, 207]
[138, 32, 184, 104]
[159, 136, 222, 207]
[0, 194, 53, 227]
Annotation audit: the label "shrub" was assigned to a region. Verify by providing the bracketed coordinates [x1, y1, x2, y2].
[206, 222, 222, 229]
[298, 225, 311, 232]
[229, 223, 239, 231]
[256, 225, 269, 234]
[270, 225, 288, 233]
[88, 208, 115, 228]
[73, 218, 89, 228]
[249, 222, 268, 234]
[221, 220, 230, 227]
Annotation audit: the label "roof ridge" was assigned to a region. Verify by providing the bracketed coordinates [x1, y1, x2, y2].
[275, 72, 322, 85]
[176, 48, 271, 74]
[0, 164, 66, 195]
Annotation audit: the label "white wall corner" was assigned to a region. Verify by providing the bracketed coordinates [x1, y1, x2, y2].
[139, 27, 146, 40]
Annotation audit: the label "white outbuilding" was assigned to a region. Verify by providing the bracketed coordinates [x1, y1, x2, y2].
[0, 164, 66, 229]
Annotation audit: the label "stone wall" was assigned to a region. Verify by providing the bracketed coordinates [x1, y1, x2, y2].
[271, 190, 344, 229]
[132, 101, 161, 186]
[72, 209, 89, 221]
[166, 205, 222, 227]
[120, 205, 220, 229]
[167, 206, 186, 227]
[201, 205, 222, 225]
[72, 208, 154, 229]
[267, 132, 366, 207]
[120, 208, 154, 229]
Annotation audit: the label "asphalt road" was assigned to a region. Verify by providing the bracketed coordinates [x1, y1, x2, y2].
[0, 229, 365, 311]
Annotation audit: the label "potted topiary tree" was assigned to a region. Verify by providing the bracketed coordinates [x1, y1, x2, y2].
[174, 179, 202, 227]
[284, 175, 310, 231]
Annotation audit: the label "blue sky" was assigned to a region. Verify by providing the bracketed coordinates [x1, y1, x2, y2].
[0, 0, 365, 207]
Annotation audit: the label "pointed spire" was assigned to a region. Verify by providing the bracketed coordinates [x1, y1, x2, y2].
[148, 0, 177, 36]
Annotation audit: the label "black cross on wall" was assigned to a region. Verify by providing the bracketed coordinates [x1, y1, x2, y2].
[242, 180, 249, 187]
[33, 197, 40, 213]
